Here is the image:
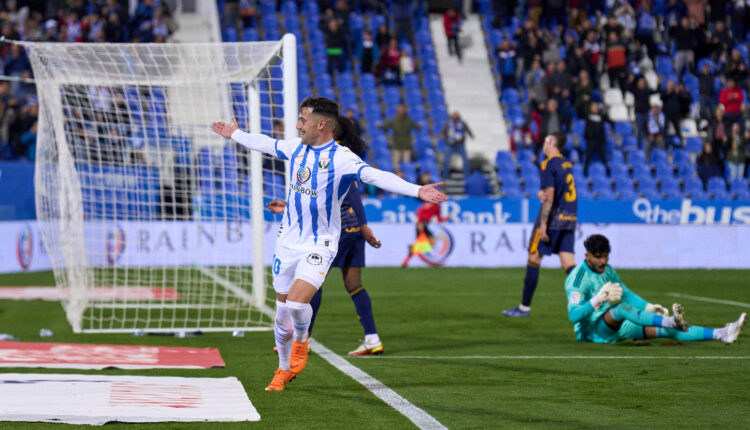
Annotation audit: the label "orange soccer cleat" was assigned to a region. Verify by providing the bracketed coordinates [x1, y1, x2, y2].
[265, 368, 295, 391]
[289, 337, 309, 374]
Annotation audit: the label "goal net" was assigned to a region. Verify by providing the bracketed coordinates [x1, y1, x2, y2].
[23, 35, 297, 333]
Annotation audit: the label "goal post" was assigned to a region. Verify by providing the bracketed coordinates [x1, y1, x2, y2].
[23, 35, 297, 333]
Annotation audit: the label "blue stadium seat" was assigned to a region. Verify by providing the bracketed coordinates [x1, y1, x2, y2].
[661, 177, 683, 199]
[592, 178, 616, 199]
[572, 119, 586, 137]
[609, 163, 630, 181]
[730, 178, 750, 199]
[626, 149, 647, 166]
[631, 163, 652, 181]
[615, 177, 637, 199]
[495, 151, 515, 171]
[501, 175, 523, 198]
[519, 160, 538, 178]
[576, 181, 593, 199]
[516, 149, 535, 164]
[614, 121, 633, 137]
[685, 136, 703, 153]
[707, 177, 730, 200]
[465, 171, 491, 197]
[637, 177, 661, 200]
[684, 177, 706, 199]
[653, 161, 675, 181]
[587, 162, 607, 179]
[678, 162, 697, 180]
[620, 135, 639, 151]
[650, 148, 669, 165]
[399, 162, 418, 183]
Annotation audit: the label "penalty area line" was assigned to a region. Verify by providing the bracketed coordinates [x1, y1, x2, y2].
[352, 355, 750, 360]
[199, 267, 447, 430]
[667, 293, 750, 309]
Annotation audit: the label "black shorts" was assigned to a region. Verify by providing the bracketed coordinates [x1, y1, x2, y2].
[528, 223, 574, 256]
[332, 232, 365, 268]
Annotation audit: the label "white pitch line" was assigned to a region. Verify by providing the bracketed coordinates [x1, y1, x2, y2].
[199, 268, 447, 430]
[667, 293, 750, 309]
[352, 355, 750, 360]
[310, 339, 447, 430]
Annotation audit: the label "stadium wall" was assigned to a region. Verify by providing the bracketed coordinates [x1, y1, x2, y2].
[1, 220, 748, 273]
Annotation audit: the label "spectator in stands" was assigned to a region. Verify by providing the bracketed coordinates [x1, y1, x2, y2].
[743, 127, 750, 176]
[417, 171, 433, 186]
[605, 31, 628, 90]
[379, 103, 420, 168]
[699, 62, 717, 120]
[374, 23, 389, 51]
[719, 78, 745, 130]
[629, 74, 655, 146]
[441, 111, 474, 178]
[496, 40, 517, 89]
[239, 0, 257, 29]
[673, 16, 697, 75]
[443, 7, 462, 62]
[399, 49, 415, 80]
[566, 44, 588, 85]
[541, 30, 562, 66]
[660, 79, 683, 144]
[376, 38, 401, 85]
[730, 0, 748, 45]
[727, 125, 746, 180]
[584, 102, 609, 176]
[549, 60, 573, 97]
[516, 22, 543, 78]
[525, 58, 547, 104]
[582, 29, 601, 81]
[492, 0, 516, 28]
[677, 82, 693, 118]
[355, 29, 379, 75]
[20, 120, 36, 160]
[602, 14, 625, 41]
[152, 8, 171, 42]
[574, 69, 593, 118]
[392, 0, 415, 44]
[697, 141, 724, 186]
[647, 101, 666, 157]
[528, 0, 544, 26]
[709, 20, 731, 58]
[727, 49, 749, 87]
[324, 19, 346, 77]
[345, 108, 363, 138]
[635, 1, 657, 58]
[4, 44, 30, 76]
[708, 105, 729, 152]
[223, 0, 241, 35]
[615, 1, 636, 32]
[663, 0, 688, 47]
[541, 98, 566, 146]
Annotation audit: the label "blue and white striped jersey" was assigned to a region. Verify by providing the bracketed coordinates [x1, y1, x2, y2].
[231, 130, 374, 252]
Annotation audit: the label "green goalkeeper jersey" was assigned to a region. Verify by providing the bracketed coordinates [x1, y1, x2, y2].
[564, 261, 649, 341]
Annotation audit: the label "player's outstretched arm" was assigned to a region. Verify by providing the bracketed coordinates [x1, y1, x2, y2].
[359, 165, 448, 202]
[212, 116, 281, 157]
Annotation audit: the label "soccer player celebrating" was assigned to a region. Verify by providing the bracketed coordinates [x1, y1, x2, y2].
[504, 132, 577, 317]
[266, 116, 385, 357]
[211, 97, 448, 391]
[566, 234, 746, 344]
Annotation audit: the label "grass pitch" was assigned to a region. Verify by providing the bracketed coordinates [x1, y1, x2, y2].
[0, 267, 748, 429]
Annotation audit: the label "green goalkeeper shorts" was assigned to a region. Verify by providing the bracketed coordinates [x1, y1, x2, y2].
[590, 319, 646, 343]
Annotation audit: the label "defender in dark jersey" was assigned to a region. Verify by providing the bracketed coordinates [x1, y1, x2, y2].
[504, 132, 578, 317]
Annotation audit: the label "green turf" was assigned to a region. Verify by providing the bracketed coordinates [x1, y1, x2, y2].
[0, 267, 749, 429]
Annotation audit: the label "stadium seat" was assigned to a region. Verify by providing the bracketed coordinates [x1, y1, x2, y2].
[707, 177, 730, 200]
[604, 89, 623, 106]
[684, 177, 707, 199]
[609, 163, 630, 181]
[586, 162, 607, 179]
[637, 177, 661, 200]
[614, 177, 637, 199]
[731, 179, 750, 199]
[653, 161, 675, 181]
[661, 177, 682, 200]
[465, 171, 491, 197]
[685, 136, 703, 153]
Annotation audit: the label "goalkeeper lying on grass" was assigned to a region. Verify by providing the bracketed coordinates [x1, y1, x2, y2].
[565, 234, 746, 344]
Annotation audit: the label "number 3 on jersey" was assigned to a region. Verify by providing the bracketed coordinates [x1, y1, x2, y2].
[564, 173, 576, 202]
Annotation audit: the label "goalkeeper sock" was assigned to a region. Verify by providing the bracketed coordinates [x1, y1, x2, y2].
[655, 326, 715, 341]
[308, 288, 323, 336]
[287, 300, 313, 342]
[350, 286, 378, 336]
[274, 301, 293, 371]
[610, 303, 675, 327]
[521, 263, 540, 307]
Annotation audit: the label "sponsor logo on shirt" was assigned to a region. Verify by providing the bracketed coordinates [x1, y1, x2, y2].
[291, 183, 318, 197]
[569, 291, 581, 305]
[296, 166, 311, 184]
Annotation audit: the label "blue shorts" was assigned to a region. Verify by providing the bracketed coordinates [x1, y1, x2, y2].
[332, 232, 365, 268]
[528, 225, 574, 256]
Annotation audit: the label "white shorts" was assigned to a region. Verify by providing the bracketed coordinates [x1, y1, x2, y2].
[271, 244, 336, 294]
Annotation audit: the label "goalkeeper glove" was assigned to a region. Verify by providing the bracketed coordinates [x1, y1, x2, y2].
[645, 303, 669, 317]
[589, 282, 623, 310]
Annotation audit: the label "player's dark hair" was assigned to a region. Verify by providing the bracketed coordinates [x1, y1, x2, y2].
[584, 234, 611, 255]
[299, 96, 338, 120]
[551, 131, 566, 151]
[335, 115, 366, 156]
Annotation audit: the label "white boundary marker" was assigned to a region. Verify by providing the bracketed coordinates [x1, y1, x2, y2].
[352, 355, 750, 360]
[667, 293, 750, 309]
[200, 268, 447, 430]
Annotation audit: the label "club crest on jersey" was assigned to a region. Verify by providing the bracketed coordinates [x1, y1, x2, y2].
[296, 166, 311, 184]
[306, 253, 323, 265]
[318, 157, 330, 169]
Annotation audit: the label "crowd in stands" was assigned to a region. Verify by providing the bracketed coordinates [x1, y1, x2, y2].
[0, 0, 174, 162]
[487, 0, 750, 198]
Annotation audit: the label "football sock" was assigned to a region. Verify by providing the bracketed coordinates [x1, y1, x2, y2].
[521, 264, 540, 307]
[308, 288, 323, 336]
[610, 303, 675, 327]
[655, 326, 715, 341]
[349, 286, 377, 336]
[286, 300, 313, 342]
[274, 301, 293, 371]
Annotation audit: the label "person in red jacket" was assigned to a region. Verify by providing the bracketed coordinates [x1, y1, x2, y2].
[719, 78, 745, 128]
[443, 7, 462, 62]
[401, 202, 448, 267]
